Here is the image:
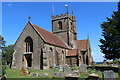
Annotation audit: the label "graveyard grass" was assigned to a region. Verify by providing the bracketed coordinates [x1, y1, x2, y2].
[6, 68, 59, 78]
[6, 67, 104, 78]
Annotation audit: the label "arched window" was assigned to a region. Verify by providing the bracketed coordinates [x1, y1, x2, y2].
[71, 22, 73, 31]
[62, 50, 64, 60]
[25, 36, 33, 52]
[49, 47, 53, 68]
[58, 21, 62, 30]
[50, 47, 53, 52]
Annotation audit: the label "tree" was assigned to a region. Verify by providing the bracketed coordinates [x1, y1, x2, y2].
[99, 2, 120, 60]
[2, 45, 14, 68]
[0, 35, 6, 49]
[0, 35, 6, 76]
[99, 2, 120, 77]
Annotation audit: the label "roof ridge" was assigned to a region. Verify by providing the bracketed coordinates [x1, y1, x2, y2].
[30, 23, 46, 42]
[32, 24, 52, 33]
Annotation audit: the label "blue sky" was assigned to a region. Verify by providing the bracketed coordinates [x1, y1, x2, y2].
[2, 2, 118, 62]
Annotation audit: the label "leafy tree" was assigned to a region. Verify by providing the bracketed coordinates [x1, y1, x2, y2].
[2, 45, 14, 68]
[113, 60, 120, 64]
[0, 35, 6, 49]
[0, 35, 6, 75]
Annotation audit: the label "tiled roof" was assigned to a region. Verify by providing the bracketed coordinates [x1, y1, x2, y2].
[66, 49, 78, 56]
[76, 40, 88, 51]
[31, 23, 68, 49]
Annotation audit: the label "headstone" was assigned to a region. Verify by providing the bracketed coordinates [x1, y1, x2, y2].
[65, 73, 79, 80]
[72, 70, 79, 74]
[32, 73, 38, 77]
[87, 73, 99, 80]
[42, 73, 48, 76]
[59, 65, 63, 71]
[54, 72, 62, 77]
[79, 64, 87, 72]
[64, 64, 71, 74]
[103, 70, 116, 79]
[53, 64, 56, 68]
[89, 73, 99, 78]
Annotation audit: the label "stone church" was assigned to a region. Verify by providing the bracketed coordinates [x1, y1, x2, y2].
[12, 11, 93, 69]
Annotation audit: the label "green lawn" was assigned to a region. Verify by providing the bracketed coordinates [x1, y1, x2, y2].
[6, 68, 63, 78]
[5, 67, 103, 78]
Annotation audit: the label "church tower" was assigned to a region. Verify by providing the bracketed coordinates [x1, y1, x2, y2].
[52, 11, 77, 48]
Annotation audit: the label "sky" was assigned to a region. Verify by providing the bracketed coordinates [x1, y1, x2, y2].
[2, 2, 118, 62]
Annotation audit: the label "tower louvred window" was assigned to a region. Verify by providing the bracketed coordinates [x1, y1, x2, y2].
[58, 21, 62, 30]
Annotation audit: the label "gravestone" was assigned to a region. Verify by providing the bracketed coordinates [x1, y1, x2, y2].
[59, 65, 63, 72]
[53, 64, 56, 68]
[54, 72, 62, 77]
[64, 64, 71, 74]
[32, 73, 38, 77]
[80, 64, 87, 72]
[103, 70, 116, 79]
[42, 73, 48, 76]
[86, 73, 99, 80]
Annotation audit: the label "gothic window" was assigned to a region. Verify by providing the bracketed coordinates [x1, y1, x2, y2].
[58, 21, 62, 30]
[89, 48, 91, 52]
[25, 36, 33, 52]
[40, 49, 43, 69]
[71, 22, 73, 31]
[74, 34, 77, 40]
[71, 22, 72, 25]
[62, 50, 64, 60]
[82, 51, 86, 64]
[49, 47, 53, 68]
[50, 47, 53, 52]
[55, 51, 59, 66]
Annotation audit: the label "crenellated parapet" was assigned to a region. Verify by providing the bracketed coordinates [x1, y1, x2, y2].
[52, 13, 76, 21]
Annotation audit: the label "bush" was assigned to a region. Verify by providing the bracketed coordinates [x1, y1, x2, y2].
[113, 60, 120, 64]
[2, 65, 7, 75]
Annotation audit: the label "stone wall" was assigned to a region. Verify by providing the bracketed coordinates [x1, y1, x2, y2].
[12, 22, 44, 69]
[43, 44, 66, 69]
[66, 56, 78, 66]
[52, 13, 77, 46]
[12, 22, 66, 69]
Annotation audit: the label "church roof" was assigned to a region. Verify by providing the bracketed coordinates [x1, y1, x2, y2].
[30, 23, 69, 49]
[66, 40, 89, 57]
[76, 40, 88, 51]
[66, 49, 78, 56]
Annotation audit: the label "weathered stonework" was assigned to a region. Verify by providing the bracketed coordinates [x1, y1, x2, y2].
[12, 12, 93, 69]
[12, 22, 67, 69]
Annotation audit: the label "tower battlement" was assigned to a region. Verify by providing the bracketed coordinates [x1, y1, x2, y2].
[52, 13, 76, 21]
